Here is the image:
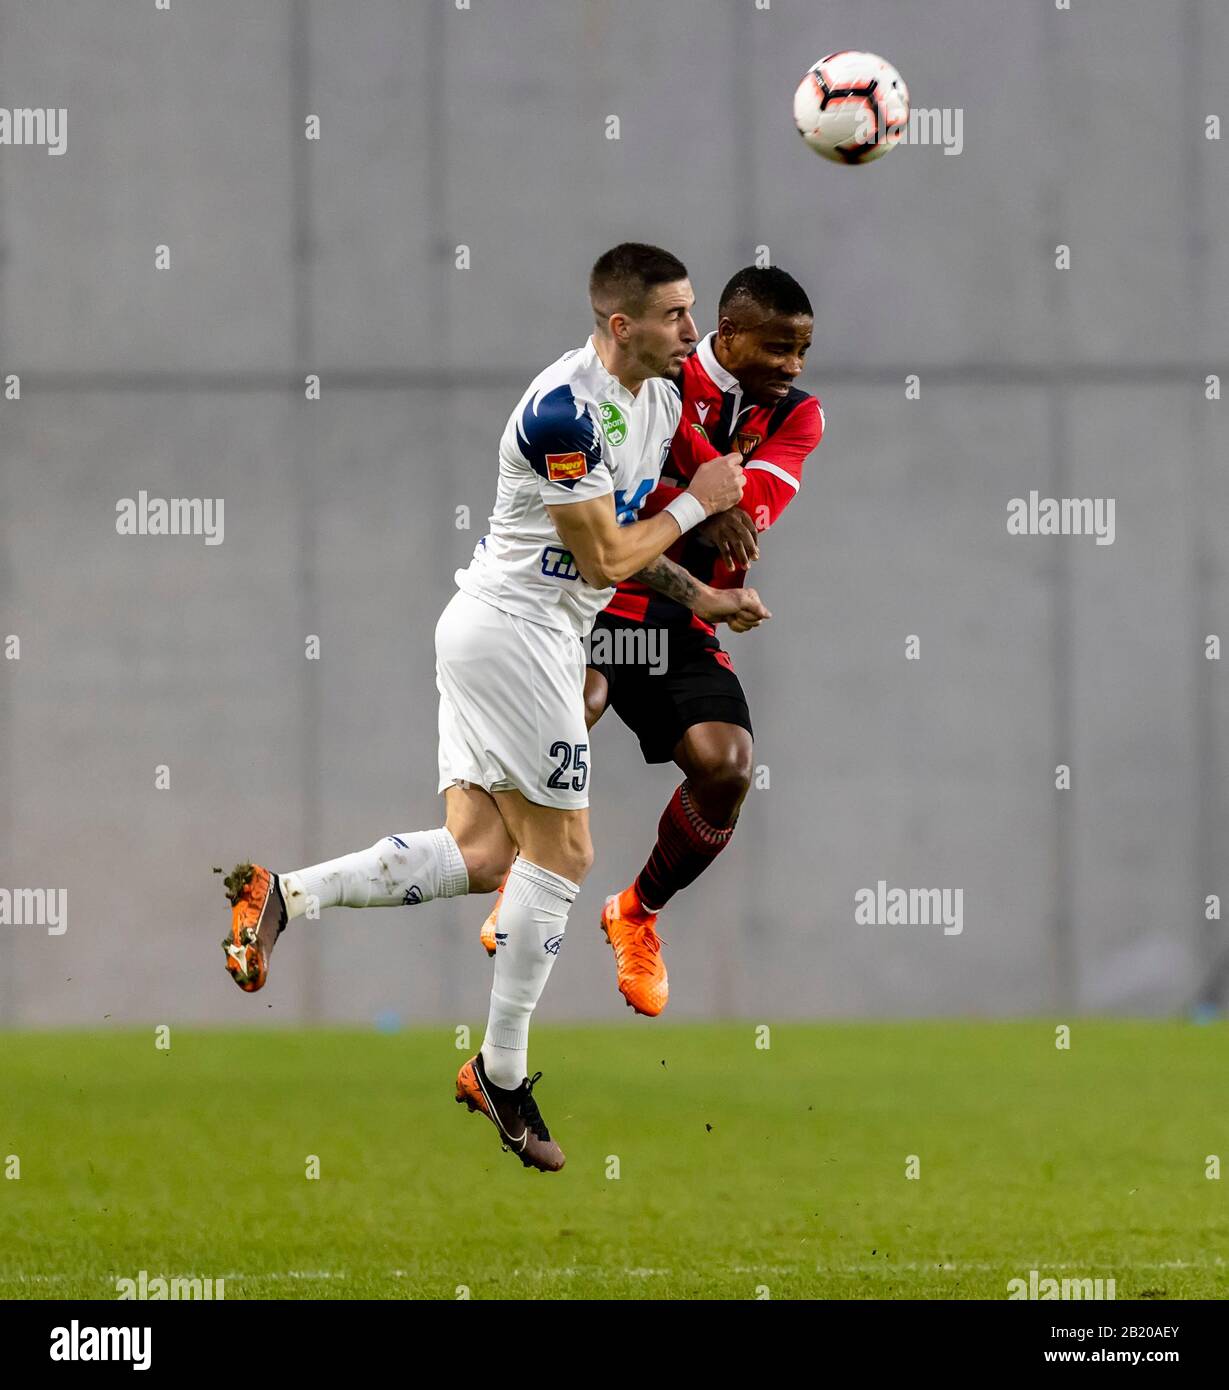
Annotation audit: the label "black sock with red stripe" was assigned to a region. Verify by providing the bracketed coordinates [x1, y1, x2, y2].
[634, 781, 735, 912]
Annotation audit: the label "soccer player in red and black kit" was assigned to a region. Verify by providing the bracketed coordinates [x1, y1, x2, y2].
[587, 265, 821, 1013]
[481, 266, 822, 1015]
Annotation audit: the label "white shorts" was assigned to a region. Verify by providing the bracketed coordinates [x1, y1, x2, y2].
[435, 589, 591, 811]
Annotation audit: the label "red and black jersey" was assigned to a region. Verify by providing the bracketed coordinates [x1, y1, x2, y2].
[603, 332, 824, 630]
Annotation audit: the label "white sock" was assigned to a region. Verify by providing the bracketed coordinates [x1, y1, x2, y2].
[280, 829, 468, 919]
[480, 857, 576, 1089]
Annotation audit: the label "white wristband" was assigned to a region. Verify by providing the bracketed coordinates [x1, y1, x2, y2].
[663, 492, 707, 536]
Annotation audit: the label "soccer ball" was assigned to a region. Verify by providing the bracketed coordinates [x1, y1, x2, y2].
[793, 51, 909, 165]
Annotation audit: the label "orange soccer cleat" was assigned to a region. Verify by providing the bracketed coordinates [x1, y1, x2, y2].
[479, 897, 500, 958]
[455, 1053, 565, 1172]
[600, 884, 668, 1016]
[220, 862, 286, 993]
[479, 873, 509, 957]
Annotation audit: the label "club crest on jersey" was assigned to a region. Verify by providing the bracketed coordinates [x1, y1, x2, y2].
[690, 422, 709, 444]
[736, 430, 761, 455]
[546, 451, 588, 482]
[597, 401, 627, 446]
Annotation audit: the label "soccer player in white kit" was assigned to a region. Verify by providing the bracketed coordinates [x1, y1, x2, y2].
[220, 244, 770, 1171]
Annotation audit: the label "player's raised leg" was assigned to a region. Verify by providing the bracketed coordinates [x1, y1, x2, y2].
[634, 720, 752, 912]
[221, 785, 512, 992]
[602, 720, 752, 1010]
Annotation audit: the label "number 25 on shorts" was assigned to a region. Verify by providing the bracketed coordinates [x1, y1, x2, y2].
[547, 741, 588, 791]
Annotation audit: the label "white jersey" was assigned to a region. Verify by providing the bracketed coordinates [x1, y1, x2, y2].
[455, 336, 682, 638]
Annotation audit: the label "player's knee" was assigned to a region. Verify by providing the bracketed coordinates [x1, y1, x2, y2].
[457, 836, 516, 894]
[562, 844, 594, 885]
[555, 824, 595, 884]
[693, 739, 754, 799]
[471, 856, 516, 896]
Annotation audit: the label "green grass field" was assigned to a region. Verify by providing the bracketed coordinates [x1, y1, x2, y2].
[1, 1021, 1226, 1300]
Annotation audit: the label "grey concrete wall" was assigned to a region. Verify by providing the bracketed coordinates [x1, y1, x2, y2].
[1, 0, 1225, 1025]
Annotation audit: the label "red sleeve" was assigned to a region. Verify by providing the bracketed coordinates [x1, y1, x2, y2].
[669, 419, 723, 475]
[644, 396, 824, 529]
[740, 395, 823, 531]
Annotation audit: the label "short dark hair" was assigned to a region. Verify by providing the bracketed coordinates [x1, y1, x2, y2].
[718, 266, 812, 323]
[590, 242, 689, 320]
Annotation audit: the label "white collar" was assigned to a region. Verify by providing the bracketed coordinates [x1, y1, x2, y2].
[695, 332, 740, 394]
[585, 336, 637, 405]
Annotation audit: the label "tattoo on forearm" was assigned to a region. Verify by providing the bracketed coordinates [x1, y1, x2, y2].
[633, 556, 701, 608]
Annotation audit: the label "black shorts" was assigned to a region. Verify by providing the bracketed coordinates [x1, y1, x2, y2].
[587, 613, 754, 764]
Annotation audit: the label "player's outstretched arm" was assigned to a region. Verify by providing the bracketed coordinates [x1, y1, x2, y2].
[547, 452, 744, 590]
[633, 554, 771, 631]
